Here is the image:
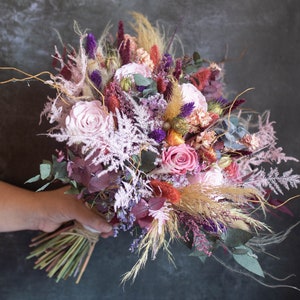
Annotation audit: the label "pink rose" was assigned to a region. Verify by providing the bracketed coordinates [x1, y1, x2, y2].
[180, 83, 207, 111]
[162, 144, 199, 175]
[65, 100, 112, 144]
[114, 62, 151, 82]
[189, 166, 224, 186]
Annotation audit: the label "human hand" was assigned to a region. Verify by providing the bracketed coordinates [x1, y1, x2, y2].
[0, 181, 113, 237]
[34, 186, 113, 237]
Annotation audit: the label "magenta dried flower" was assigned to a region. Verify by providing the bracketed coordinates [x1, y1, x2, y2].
[117, 20, 125, 48]
[173, 59, 182, 80]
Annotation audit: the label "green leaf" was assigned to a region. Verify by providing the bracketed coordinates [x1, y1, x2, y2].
[232, 246, 265, 277]
[36, 182, 52, 192]
[25, 174, 41, 184]
[189, 249, 208, 263]
[142, 81, 157, 97]
[223, 228, 253, 248]
[52, 155, 68, 182]
[40, 162, 52, 180]
[193, 51, 202, 64]
[133, 74, 153, 87]
[140, 150, 157, 173]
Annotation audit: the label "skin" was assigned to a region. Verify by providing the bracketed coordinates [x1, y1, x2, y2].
[0, 181, 113, 237]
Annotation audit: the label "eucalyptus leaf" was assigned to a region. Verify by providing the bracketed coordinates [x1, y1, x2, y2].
[189, 249, 208, 263]
[36, 182, 52, 192]
[24, 174, 41, 184]
[193, 51, 201, 63]
[223, 228, 253, 248]
[142, 81, 157, 97]
[232, 246, 265, 277]
[231, 247, 249, 255]
[140, 150, 158, 173]
[133, 74, 153, 87]
[40, 162, 52, 180]
[52, 155, 68, 181]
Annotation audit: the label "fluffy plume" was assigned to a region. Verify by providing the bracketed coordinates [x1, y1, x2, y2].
[130, 12, 165, 56]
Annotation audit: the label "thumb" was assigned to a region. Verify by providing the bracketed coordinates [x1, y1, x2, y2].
[72, 204, 113, 234]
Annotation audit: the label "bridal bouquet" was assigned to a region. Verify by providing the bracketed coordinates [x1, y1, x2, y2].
[24, 13, 299, 285]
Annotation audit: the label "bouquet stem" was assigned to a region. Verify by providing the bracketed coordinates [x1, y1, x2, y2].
[27, 221, 99, 283]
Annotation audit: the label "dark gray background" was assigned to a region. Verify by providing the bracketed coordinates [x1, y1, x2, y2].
[0, 0, 300, 299]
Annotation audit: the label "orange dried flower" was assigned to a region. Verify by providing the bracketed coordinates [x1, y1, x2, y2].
[190, 67, 211, 91]
[150, 179, 181, 204]
[166, 129, 184, 146]
[156, 76, 167, 93]
[150, 44, 160, 67]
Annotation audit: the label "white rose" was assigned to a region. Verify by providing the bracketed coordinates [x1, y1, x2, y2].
[188, 166, 224, 186]
[65, 100, 112, 145]
[180, 83, 207, 111]
[114, 62, 151, 82]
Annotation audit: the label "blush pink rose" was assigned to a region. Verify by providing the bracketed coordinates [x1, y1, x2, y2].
[114, 62, 151, 82]
[180, 83, 207, 111]
[65, 100, 112, 144]
[162, 144, 199, 175]
[188, 166, 224, 186]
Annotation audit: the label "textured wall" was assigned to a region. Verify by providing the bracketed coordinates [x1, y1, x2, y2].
[0, 1, 300, 299]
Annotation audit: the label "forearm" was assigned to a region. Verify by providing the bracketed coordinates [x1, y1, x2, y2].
[0, 181, 40, 232]
[0, 181, 113, 235]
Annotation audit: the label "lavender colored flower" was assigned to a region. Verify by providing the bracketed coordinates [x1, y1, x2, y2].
[90, 69, 102, 88]
[136, 85, 146, 92]
[86, 33, 97, 59]
[162, 53, 173, 72]
[129, 228, 148, 253]
[202, 219, 226, 233]
[149, 128, 166, 143]
[179, 102, 195, 118]
[215, 96, 228, 106]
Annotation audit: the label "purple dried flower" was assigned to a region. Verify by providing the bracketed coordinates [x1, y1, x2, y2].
[136, 85, 146, 92]
[129, 228, 148, 253]
[162, 53, 173, 72]
[179, 102, 195, 118]
[202, 219, 226, 233]
[86, 33, 97, 59]
[149, 128, 166, 143]
[215, 96, 228, 106]
[90, 69, 102, 88]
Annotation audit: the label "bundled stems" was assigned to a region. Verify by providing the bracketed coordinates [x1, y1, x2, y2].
[27, 221, 99, 284]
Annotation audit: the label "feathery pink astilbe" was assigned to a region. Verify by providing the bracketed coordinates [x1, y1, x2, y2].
[149, 202, 173, 234]
[114, 166, 152, 209]
[47, 34, 88, 98]
[82, 108, 158, 178]
[244, 167, 300, 195]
